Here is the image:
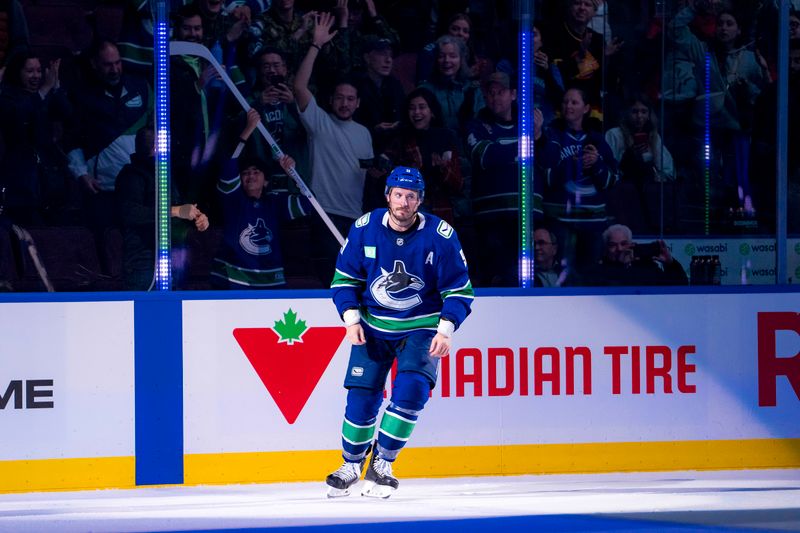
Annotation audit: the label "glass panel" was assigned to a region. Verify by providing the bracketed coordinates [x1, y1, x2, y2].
[1, 1, 789, 292]
[661, 0, 780, 286]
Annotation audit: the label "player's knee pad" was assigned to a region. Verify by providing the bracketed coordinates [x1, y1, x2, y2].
[390, 371, 431, 412]
[344, 387, 384, 424]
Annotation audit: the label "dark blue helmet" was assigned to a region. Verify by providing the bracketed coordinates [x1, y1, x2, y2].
[384, 166, 425, 199]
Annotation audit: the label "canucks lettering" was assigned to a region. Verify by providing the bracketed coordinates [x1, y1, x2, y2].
[369, 260, 424, 310]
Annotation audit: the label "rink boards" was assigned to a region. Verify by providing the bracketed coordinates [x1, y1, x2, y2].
[0, 290, 799, 492]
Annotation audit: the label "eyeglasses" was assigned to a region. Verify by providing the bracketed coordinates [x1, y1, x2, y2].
[534, 240, 554, 246]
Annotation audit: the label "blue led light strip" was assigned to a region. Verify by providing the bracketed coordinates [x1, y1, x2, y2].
[518, 0, 533, 287]
[154, 0, 171, 290]
[704, 52, 711, 236]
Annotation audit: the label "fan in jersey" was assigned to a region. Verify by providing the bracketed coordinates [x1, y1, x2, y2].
[326, 166, 474, 499]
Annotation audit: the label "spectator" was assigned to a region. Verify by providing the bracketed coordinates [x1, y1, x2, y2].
[540, 87, 617, 276]
[714, 8, 770, 217]
[465, 71, 522, 286]
[117, 125, 209, 291]
[353, 35, 405, 155]
[335, 0, 401, 74]
[64, 40, 151, 232]
[533, 22, 565, 130]
[0, 0, 28, 70]
[250, 46, 309, 189]
[0, 51, 70, 226]
[533, 227, 565, 287]
[418, 34, 484, 136]
[380, 87, 462, 223]
[248, 0, 317, 70]
[604, 95, 675, 234]
[582, 224, 688, 286]
[211, 109, 310, 288]
[667, 3, 770, 227]
[416, 13, 490, 86]
[196, 0, 250, 92]
[293, 12, 372, 285]
[170, 4, 219, 205]
[543, 0, 610, 119]
[198, 0, 249, 51]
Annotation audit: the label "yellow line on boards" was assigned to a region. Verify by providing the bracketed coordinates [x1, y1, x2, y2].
[0, 456, 135, 493]
[184, 439, 800, 485]
[2, 439, 798, 493]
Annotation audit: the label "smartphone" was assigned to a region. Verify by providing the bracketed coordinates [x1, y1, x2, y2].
[634, 241, 661, 259]
[633, 132, 648, 147]
[270, 75, 286, 86]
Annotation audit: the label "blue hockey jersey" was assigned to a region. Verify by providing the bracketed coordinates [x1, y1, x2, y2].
[331, 209, 474, 339]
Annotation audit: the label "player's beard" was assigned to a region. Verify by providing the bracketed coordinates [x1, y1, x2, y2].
[388, 205, 417, 229]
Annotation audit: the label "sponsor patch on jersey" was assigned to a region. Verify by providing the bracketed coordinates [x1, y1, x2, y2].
[355, 213, 371, 228]
[437, 220, 453, 239]
[351, 367, 364, 377]
[364, 245, 376, 258]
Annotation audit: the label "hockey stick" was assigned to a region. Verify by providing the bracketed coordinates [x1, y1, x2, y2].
[169, 41, 346, 246]
[11, 224, 55, 292]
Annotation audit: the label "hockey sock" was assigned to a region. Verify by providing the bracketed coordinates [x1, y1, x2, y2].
[341, 387, 383, 462]
[376, 372, 430, 461]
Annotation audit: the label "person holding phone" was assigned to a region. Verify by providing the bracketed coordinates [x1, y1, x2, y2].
[581, 224, 688, 286]
[604, 95, 675, 234]
[248, 47, 309, 188]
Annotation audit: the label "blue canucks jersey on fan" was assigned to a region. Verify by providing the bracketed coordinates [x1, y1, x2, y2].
[331, 208, 474, 339]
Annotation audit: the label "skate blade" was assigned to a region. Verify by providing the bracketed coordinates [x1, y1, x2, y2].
[360, 480, 395, 499]
[326, 486, 352, 498]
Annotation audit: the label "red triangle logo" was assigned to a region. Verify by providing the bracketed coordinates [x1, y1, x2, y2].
[233, 325, 346, 424]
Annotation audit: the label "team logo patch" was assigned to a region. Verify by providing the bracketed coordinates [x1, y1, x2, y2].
[239, 218, 273, 255]
[396, 238, 404, 246]
[355, 213, 371, 228]
[437, 220, 453, 239]
[351, 367, 364, 377]
[364, 245, 376, 258]
[369, 260, 424, 310]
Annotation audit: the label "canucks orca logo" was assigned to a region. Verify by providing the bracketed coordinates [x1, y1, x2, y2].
[239, 218, 273, 256]
[369, 260, 424, 310]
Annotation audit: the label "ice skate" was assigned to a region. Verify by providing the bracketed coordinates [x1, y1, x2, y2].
[361, 450, 399, 499]
[325, 460, 363, 498]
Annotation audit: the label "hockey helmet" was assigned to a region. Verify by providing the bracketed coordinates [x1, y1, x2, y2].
[384, 166, 425, 199]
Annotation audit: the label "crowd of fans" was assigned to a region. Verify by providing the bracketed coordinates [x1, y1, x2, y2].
[0, 0, 797, 291]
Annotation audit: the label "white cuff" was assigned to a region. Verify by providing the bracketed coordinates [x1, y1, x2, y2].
[436, 319, 455, 337]
[343, 308, 360, 326]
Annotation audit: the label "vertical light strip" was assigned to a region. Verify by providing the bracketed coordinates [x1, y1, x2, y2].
[775, 0, 789, 284]
[703, 52, 711, 236]
[518, 0, 533, 287]
[154, 0, 171, 290]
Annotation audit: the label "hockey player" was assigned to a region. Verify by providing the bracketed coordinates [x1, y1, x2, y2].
[327, 166, 474, 498]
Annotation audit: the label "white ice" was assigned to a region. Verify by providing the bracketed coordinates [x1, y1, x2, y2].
[0, 469, 798, 532]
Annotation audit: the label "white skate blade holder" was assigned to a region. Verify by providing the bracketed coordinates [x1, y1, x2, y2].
[361, 480, 395, 499]
[326, 485, 354, 498]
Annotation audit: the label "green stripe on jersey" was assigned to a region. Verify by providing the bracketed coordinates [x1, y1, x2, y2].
[362, 309, 439, 334]
[379, 411, 416, 441]
[441, 281, 474, 300]
[211, 259, 285, 287]
[342, 418, 375, 445]
[331, 270, 364, 288]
